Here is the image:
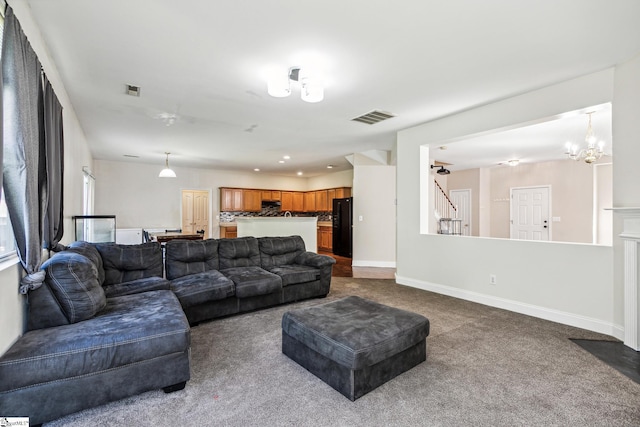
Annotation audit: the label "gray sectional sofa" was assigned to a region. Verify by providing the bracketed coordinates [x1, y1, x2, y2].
[0, 235, 335, 425]
[166, 235, 336, 324]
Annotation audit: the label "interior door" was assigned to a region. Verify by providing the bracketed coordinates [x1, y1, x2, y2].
[449, 189, 471, 236]
[182, 190, 209, 236]
[510, 186, 550, 241]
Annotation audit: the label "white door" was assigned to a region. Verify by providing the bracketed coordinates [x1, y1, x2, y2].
[450, 189, 471, 236]
[510, 186, 550, 241]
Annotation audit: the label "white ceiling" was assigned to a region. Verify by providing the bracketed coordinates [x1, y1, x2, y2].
[24, 0, 640, 177]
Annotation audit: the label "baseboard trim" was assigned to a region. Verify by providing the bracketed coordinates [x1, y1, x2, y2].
[396, 275, 624, 341]
[352, 260, 397, 268]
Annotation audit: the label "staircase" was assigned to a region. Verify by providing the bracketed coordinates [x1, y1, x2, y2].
[434, 180, 457, 220]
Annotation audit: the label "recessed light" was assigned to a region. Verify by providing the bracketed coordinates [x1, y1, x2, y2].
[327, 165, 334, 169]
[278, 160, 285, 164]
[507, 159, 520, 167]
[297, 171, 303, 176]
[283, 155, 291, 160]
[254, 168, 260, 172]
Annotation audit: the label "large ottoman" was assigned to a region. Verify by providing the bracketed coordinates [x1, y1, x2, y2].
[281, 295, 430, 401]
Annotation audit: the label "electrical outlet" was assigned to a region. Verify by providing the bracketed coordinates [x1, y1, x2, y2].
[489, 274, 497, 285]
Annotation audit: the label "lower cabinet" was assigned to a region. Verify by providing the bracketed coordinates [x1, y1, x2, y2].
[220, 226, 237, 239]
[317, 226, 332, 252]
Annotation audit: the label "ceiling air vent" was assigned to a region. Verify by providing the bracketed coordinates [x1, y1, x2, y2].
[125, 84, 141, 97]
[351, 110, 395, 125]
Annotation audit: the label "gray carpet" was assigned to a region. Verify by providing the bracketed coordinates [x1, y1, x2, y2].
[46, 278, 640, 426]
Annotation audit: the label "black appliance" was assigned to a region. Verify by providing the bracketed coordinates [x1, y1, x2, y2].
[332, 197, 353, 257]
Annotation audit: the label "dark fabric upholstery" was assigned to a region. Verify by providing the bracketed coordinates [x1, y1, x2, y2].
[218, 237, 261, 269]
[282, 296, 430, 370]
[0, 290, 190, 424]
[220, 266, 282, 298]
[33, 251, 106, 327]
[103, 276, 171, 298]
[170, 270, 235, 307]
[27, 280, 72, 330]
[67, 241, 105, 284]
[95, 242, 163, 286]
[165, 239, 219, 280]
[294, 251, 337, 268]
[0, 290, 189, 392]
[283, 331, 426, 401]
[258, 235, 305, 268]
[268, 265, 320, 286]
[282, 280, 327, 303]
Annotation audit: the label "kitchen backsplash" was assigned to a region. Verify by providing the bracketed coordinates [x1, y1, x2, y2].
[220, 206, 331, 223]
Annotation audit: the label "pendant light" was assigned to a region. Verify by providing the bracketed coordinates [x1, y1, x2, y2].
[159, 152, 176, 178]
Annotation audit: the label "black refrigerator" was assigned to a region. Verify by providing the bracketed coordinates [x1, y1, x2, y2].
[332, 197, 353, 257]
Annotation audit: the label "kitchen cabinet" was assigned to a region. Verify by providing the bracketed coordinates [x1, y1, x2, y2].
[303, 192, 316, 212]
[327, 189, 336, 206]
[317, 226, 332, 252]
[220, 226, 237, 238]
[315, 190, 328, 212]
[261, 190, 281, 201]
[220, 188, 243, 211]
[335, 187, 351, 199]
[242, 189, 261, 212]
[281, 191, 293, 211]
[292, 192, 304, 211]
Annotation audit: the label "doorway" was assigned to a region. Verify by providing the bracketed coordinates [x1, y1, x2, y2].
[450, 189, 471, 236]
[182, 190, 210, 237]
[510, 186, 550, 241]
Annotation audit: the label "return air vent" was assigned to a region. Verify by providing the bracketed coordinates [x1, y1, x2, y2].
[351, 110, 395, 125]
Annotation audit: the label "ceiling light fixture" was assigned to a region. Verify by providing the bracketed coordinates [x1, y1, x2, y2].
[507, 159, 520, 167]
[158, 152, 176, 178]
[431, 165, 450, 175]
[565, 112, 605, 164]
[267, 67, 324, 103]
[297, 171, 303, 176]
[327, 165, 334, 169]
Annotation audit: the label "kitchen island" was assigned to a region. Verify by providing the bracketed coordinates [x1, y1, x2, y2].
[236, 217, 318, 253]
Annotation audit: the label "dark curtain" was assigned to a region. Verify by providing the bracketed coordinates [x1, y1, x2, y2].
[2, 6, 47, 293]
[43, 76, 64, 252]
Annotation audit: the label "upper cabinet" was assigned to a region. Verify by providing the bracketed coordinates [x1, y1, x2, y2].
[220, 188, 243, 211]
[242, 189, 261, 212]
[221, 187, 350, 212]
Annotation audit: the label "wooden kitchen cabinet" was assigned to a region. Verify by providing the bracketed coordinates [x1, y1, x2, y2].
[220, 226, 237, 239]
[315, 190, 328, 212]
[242, 189, 262, 212]
[335, 187, 351, 199]
[281, 191, 293, 211]
[261, 190, 281, 201]
[292, 192, 304, 211]
[220, 188, 243, 211]
[303, 192, 316, 212]
[317, 226, 332, 251]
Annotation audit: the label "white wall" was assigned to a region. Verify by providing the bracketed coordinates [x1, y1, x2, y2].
[352, 157, 396, 268]
[307, 169, 353, 190]
[612, 53, 640, 335]
[0, 1, 93, 354]
[94, 160, 315, 235]
[397, 69, 622, 338]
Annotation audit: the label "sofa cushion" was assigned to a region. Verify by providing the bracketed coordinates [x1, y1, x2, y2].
[95, 242, 163, 286]
[66, 241, 105, 285]
[218, 237, 261, 270]
[220, 266, 282, 298]
[37, 251, 107, 326]
[103, 276, 171, 298]
[0, 290, 189, 393]
[165, 239, 219, 280]
[170, 270, 235, 307]
[258, 236, 305, 269]
[267, 265, 320, 286]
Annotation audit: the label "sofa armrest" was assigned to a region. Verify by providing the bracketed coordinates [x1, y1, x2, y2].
[295, 252, 336, 268]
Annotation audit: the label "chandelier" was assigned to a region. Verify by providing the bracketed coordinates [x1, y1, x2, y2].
[565, 112, 605, 164]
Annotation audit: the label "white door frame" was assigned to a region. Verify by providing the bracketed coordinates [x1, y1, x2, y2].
[510, 185, 552, 241]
